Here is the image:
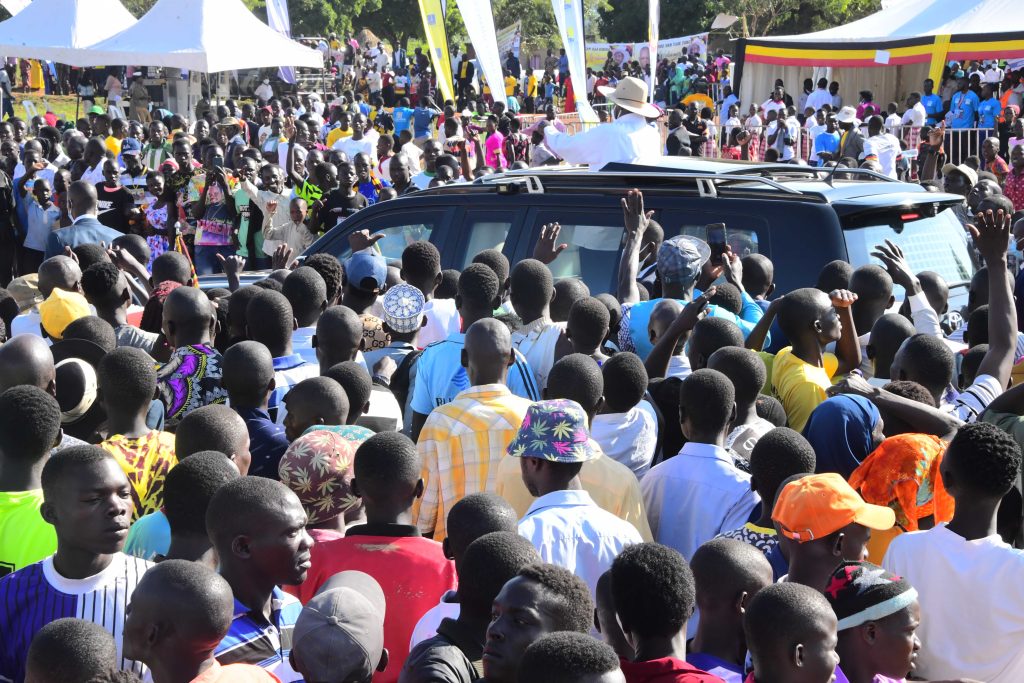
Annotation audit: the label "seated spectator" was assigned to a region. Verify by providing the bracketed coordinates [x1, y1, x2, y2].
[292, 432, 457, 683]
[591, 352, 657, 478]
[0, 446, 151, 683]
[883, 422, 1024, 682]
[482, 564, 595, 683]
[207, 476, 312, 680]
[773, 473, 895, 589]
[517, 631, 624, 683]
[511, 398, 643, 597]
[689, 539, 774, 682]
[642, 369, 759, 560]
[743, 583, 840, 683]
[611, 543, 724, 682]
[123, 559, 278, 683]
[414, 318, 531, 541]
[292, 571, 389, 683]
[822, 561, 921, 683]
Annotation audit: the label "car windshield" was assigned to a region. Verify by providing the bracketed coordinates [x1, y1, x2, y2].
[843, 207, 974, 309]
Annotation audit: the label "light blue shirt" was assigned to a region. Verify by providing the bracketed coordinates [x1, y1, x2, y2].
[392, 107, 414, 134]
[978, 97, 1002, 130]
[921, 93, 943, 124]
[640, 441, 760, 561]
[411, 332, 540, 416]
[518, 488, 643, 598]
[946, 90, 980, 129]
[123, 510, 170, 561]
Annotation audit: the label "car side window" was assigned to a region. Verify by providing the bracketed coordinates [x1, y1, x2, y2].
[525, 211, 626, 294]
[458, 215, 514, 269]
[325, 213, 438, 262]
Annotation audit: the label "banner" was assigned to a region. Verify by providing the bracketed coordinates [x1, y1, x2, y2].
[0, 0, 29, 15]
[648, 0, 659, 102]
[551, 0, 597, 123]
[457, 0, 507, 107]
[417, 0, 455, 103]
[585, 32, 709, 72]
[265, 0, 296, 84]
[496, 21, 522, 61]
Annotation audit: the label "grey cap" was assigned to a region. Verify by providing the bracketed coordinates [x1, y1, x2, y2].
[291, 571, 386, 683]
[656, 234, 711, 286]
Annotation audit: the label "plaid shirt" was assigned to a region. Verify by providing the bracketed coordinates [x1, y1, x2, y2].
[413, 384, 532, 541]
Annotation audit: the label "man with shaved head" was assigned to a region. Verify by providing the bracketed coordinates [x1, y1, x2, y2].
[43, 180, 121, 258]
[313, 304, 364, 372]
[156, 286, 226, 427]
[10, 255, 84, 338]
[413, 318, 533, 541]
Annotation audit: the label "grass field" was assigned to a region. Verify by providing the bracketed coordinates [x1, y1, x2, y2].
[11, 93, 89, 123]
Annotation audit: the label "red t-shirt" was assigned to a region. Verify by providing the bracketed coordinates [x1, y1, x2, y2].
[287, 525, 457, 683]
[619, 656, 727, 683]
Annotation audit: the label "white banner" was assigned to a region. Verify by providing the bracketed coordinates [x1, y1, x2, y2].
[496, 21, 522, 60]
[551, 0, 597, 123]
[0, 0, 29, 16]
[265, 0, 296, 84]
[648, 0, 659, 102]
[456, 0, 507, 107]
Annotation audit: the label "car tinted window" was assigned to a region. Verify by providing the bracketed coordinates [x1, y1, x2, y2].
[459, 218, 513, 269]
[843, 209, 973, 292]
[324, 215, 436, 262]
[677, 224, 762, 258]
[544, 222, 624, 287]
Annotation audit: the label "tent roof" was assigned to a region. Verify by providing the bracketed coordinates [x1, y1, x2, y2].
[755, 0, 1021, 43]
[69, 0, 323, 72]
[0, 0, 136, 63]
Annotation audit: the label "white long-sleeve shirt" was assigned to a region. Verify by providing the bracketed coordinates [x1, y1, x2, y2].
[543, 113, 661, 170]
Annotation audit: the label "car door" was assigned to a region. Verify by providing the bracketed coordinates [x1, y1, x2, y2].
[308, 206, 456, 263]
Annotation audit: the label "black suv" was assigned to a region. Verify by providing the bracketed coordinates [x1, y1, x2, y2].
[219, 158, 976, 309]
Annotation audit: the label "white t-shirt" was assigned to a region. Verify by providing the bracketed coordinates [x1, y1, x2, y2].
[883, 524, 1024, 683]
[591, 400, 659, 479]
[901, 102, 927, 127]
[332, 135, 374, 160]
[510, 318, 565, 390]
[942, 373, 1002, 423]
[419, 297, 461, 348]
[863, 132, 901, 177]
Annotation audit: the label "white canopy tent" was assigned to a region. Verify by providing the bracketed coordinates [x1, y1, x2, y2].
[0, 0, 136, 63]
[737, 0, 1024, 113]
[67, 0, 323, 72]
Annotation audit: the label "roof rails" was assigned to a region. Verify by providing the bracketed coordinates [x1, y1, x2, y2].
[489, 167, 807, 197]
[717, 164, 899, 183]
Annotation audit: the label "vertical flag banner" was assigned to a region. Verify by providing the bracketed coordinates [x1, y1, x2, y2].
[551, 0, 598, 123]
[418, 0, 455, 103]
[456, 0, 508, 108]
[648, 0, 659, 102]
[265, 0, 296, 84]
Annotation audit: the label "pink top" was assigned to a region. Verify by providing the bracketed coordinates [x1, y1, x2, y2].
[485, 131, 506, 169]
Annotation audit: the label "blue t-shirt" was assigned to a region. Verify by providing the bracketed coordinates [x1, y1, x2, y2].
[813, 130, 840, 164]
[686, 653, 743, 683]
[947, 90, 980, 129]
[411, 332, 540, 415]
[392, 106, 414, 133]
[123, 510, 171, 561]
[921, 93, 943, 124]
[978, 96, 1002, 129]
[412, 108, 436, 138]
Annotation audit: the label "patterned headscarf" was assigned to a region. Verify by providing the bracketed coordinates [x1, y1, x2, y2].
[848, 433, 954, 531]
[279, 430, 360, 525]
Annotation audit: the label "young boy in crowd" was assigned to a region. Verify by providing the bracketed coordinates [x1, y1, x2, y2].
[292, 432, 456, 683]
[20, 177, 60, 275]
[162, 452, 239, 566]
[220, 340, 288, 479]
[884, 422, 1024, 682]
[707, 347, 774, 462]
[823, 561, 921, 683]
[773, 473, 895, 589]
[591, 352, 658, 479]
[518, 632, 625, 683]
[744, 582, 840, 683]
[689, 538, 774, 682]
[610, 542, 725, 682]
[0, 446, 152, 683]
[24, 619, 120, 683]
[566, 296, 611, 364]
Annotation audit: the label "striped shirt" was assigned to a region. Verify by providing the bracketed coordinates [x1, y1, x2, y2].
[215, 587, 303, 682]
[410, 333, 540, 416]
[0, 553, 152, 683]
[413, 384, 533, 541]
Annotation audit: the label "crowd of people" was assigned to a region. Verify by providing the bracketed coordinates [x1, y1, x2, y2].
[0, 33, 1023, 683]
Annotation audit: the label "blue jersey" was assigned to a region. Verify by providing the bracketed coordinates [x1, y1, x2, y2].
[412, 108, 436, 138]
[978, 97, 1002, 129]
[0, 554, 152, 683]
[946, 90, 979, 129]
[921, 93, 943, 124]
[392, 106, 414, 133]
[411, 333, 540, 415]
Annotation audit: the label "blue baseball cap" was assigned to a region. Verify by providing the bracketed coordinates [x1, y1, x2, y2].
[345, 252, 387, 293]
[120, 137, 142, 155]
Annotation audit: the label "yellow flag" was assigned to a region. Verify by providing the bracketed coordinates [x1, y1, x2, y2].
[417, 0, 455, 103]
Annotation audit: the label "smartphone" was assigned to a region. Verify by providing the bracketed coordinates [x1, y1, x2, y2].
[212, 154, 224, 169]
[706, 223, 728, 263]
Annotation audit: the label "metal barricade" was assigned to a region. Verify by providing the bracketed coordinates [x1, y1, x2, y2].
[939, 127, 994, 167]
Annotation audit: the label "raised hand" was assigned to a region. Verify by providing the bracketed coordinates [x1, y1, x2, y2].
[829, 288, 859, 309]
[533, 222, 568, 264]
[969, 208, 1011, 264]
[621, 188, 652, 241]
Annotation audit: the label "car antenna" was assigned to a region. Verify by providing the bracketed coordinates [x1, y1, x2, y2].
[824, 160, 841, 187]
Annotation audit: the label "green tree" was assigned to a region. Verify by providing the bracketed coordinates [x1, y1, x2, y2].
[354, 0, 422, 50]
[599, 0, 710, 41]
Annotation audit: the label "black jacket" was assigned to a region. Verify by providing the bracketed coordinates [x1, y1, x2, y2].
[398, 617, 481, 683]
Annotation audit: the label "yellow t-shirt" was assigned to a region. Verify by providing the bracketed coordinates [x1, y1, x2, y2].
[771, 346, 838, 433]
[527, 75, 538, 97]
[100, 430, 178, 521]
[325, 126, 353, 148]
[682, 93, 715, 112]
[105, 135, 122, 157]
[505, 76, 516, 96]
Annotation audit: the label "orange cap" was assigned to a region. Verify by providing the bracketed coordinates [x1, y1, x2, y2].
[772, 473, 896, 542]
